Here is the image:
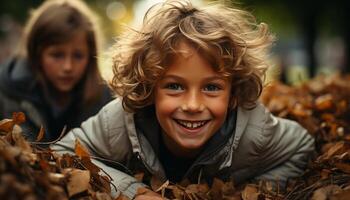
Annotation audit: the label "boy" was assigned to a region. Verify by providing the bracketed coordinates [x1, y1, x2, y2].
[52, 0, 315, 199]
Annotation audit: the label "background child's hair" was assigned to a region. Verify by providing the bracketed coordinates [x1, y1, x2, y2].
[17, 0, 105, 107]
[111, 0, 274, 112]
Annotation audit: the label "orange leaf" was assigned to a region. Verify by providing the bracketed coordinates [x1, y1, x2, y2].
[334, 162, 350, 174]
[12, 112, 25, 125]
[315, 94, 333, 111]
[75, 139, 90, 158]
[0, 119, 15, 132]
[115, 193, 130, 200]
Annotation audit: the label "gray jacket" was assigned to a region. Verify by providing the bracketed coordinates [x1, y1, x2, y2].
[52, 98, 314, 199]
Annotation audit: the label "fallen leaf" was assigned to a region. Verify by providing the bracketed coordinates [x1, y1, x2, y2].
[334, 162, 350, 174]
[65, 169, 91, 197]
[75, 139, 90, 158]
[12, 112, 25, 125]
[330, 189, 350, 200]
[315, 94, 333, 111]
[134, 172, 144, 182]
[241, 185, 259, 200]
[150, 176, 165, 191]
[0, 119, 15, 132]
[311, 185, 341, 200]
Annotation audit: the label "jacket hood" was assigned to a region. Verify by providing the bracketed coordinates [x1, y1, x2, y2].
[0, 58, 40, 102]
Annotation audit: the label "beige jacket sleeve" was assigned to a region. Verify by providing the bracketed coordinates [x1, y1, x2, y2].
[232, 103, 315, 186]
[51, 99, 147, 199]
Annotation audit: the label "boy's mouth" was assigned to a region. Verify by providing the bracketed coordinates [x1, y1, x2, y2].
[174, 119, 209, 129]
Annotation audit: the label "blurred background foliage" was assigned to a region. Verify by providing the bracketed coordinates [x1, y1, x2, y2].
[0, 0, 349, 84]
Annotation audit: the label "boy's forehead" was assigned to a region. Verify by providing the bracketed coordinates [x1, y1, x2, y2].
[174, 42, 196, 59]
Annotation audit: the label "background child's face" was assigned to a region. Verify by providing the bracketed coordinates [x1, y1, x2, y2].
[155, 42, 232, 156]
[40, 31, 89, 93]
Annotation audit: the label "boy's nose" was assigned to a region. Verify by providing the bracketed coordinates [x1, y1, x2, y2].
[181, 91, 205, 113]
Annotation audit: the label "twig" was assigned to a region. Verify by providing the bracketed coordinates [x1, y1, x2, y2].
[30, 126, 67, 145]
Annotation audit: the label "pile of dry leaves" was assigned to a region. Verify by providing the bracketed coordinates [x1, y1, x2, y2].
[0, 112, 114, 200]
[1, 73, 350, 200]
[261, 73, 350, 200]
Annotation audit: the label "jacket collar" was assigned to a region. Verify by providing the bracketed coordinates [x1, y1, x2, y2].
[123, 105, 245, 180]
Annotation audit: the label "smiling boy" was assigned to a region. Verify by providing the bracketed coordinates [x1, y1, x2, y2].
[52, 1, 315, 199]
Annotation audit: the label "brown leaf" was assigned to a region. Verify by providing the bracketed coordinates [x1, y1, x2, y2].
[95, 192, 113, 200]
[134, 172, 144, 182]
[320, 169, 331, 179]
[330, 189, 350, 200]
[334, 162, 350, 174]
[185, 183, 210, 194]
[155, 180, 169, 192]
[210, 178, 225, 199]
[311, 185, 341, 200]
[115, 193, 130, 200]
[150, 176, 165, 191]
[315, 94, 333, 111]
[81, 156, 100, 174]
[0, 119, 15, 132]
[290, 103, 312, 117]
[170, 185, 185, 199]
[136, 187, 149, 196]
[241, 185, 259, 200]
[319, 141, 349, 161]
[48, 172, 66, 185]
[65, 169, 91, 197]
[12, 112, 25, 125]
[12, 125, 32, 153]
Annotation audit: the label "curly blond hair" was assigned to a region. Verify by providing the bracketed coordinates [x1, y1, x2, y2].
[111, 0, 274, 112]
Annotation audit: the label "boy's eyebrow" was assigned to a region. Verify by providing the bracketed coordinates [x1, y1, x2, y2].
[161, 74, 228, 82]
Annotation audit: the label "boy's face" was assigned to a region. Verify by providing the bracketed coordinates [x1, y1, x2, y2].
[155, 42, 232, 157]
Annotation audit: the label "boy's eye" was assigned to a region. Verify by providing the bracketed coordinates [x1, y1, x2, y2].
[203, 84, 221, 91]
[165, 83, 184, 91]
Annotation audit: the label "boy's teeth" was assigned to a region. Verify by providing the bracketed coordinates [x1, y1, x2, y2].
[177, 120, 206, 129]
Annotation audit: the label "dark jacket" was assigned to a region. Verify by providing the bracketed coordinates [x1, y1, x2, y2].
[0, 58, 113, 141]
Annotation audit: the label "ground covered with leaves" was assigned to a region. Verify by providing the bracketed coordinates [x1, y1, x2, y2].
[1, 74, 350, 200]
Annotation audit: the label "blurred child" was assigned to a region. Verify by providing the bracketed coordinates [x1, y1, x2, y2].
[0, 0, 112, 141]
[53, 0, 314, 199]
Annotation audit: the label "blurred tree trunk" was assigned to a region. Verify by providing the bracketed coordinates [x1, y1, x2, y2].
[340, 0, 350, 73]
[290, 0, 322, 78]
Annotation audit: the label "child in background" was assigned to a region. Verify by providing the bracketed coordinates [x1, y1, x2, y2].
[52, 0, 315, 199]
[0, 0, 112, 141]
